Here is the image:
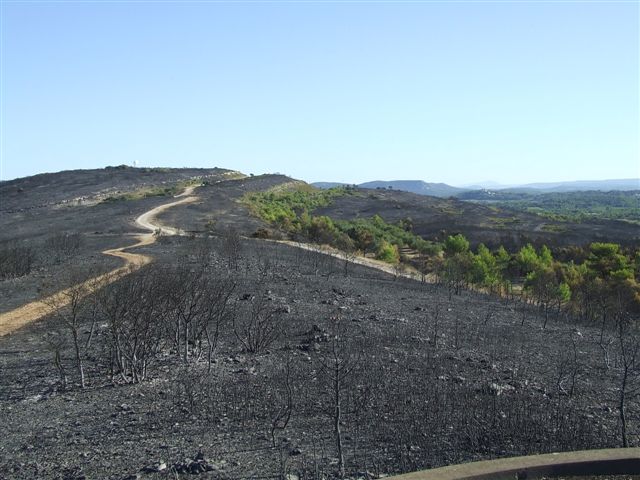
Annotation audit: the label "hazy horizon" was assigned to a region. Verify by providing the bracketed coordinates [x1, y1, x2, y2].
[1, 2, 638, 184]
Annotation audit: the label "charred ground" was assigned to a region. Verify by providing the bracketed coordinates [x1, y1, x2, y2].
[0, 168, 639, 479]
[0, 236, 631, 479]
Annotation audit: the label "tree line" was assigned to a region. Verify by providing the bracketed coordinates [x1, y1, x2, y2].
[432, 234, 639, 329]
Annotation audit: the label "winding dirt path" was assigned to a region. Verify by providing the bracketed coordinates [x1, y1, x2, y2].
[0, 187, 198, 337]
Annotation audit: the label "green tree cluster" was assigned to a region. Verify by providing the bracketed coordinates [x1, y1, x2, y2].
[437, 236, 639, 327]
[245, 186, 438, 264]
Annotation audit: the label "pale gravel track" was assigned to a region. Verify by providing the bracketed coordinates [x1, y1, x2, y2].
[271, 239, 433, 282]
[0, 187, 198, 336]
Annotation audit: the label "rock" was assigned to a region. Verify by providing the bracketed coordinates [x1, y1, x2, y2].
[488, 382, 515, 396]
[62, 468, 86, 480]
[289, 447, 302, 456]
[140, 461, 166, 473]
[172, 452, 216, 475]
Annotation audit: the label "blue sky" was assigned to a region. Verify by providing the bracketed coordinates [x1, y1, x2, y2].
[1, 1, 638, 185]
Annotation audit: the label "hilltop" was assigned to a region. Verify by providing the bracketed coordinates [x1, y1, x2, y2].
[0, 165, 240, 212]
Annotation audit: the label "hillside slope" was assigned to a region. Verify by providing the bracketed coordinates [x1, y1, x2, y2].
[312, 188, 639, 248]
[313, 180, 466, 197]
[358, 180, 466, 197]
[0, 165, 238, 212]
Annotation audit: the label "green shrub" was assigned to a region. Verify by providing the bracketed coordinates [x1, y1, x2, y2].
[376, 241, 400, 263]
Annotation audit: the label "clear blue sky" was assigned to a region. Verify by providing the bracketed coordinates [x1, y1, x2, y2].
[1, 1, 638, 185]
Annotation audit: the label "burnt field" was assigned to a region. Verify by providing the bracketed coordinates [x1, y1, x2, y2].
[0, 166, 235, 213]
[0, 168, 240, 312]
[0, 194, 184, 314]
[0, 174, 290, 313]
[0, 235, 635, 479]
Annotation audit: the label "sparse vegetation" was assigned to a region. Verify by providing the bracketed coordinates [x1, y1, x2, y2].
[0, 244, 35, 279]
[45, 232, 84, 263]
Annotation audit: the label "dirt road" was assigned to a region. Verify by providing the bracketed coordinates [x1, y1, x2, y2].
[0, 188, 198, 336]
[274, 239, 432, 282]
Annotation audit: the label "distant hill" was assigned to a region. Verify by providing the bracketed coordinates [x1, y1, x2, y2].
[311, 182, 349, 189]
[359, 180, 467, 197]
[459, 181, 515, 189]
[513, 178, 640, 192]
[314, 178, 640, 197]
[313, 180, 466, 198]
[460, 178, 640, 193]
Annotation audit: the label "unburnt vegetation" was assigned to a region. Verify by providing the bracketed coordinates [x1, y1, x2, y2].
[458, 189, 640, 223]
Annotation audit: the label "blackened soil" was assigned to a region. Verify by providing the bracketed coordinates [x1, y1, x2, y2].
[0, 237, 631, 479]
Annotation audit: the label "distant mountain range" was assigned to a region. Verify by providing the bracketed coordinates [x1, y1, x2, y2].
[312, 180, 466, 197]
[504, 178, 640, 193]
[312, 178, 640, 197]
